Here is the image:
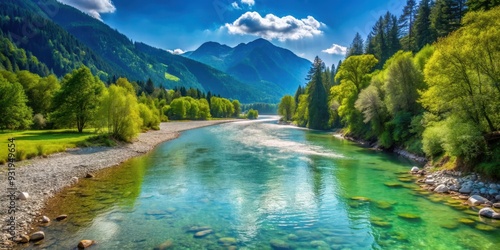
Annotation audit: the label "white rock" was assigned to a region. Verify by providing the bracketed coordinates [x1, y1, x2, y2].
[467, 195, 489, 206]
[41, 216, 50, 223]
[425, 179, 435, 185]
[478, 207, 500, 219]
[18, 192, 29, 200]
[411, 166, 419, 173]
[489, 184, 497, 189]
[434, 184, 449, 193]
[71, 177, 78, 184]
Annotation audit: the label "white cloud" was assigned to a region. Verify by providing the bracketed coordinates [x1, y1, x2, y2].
[225, 12, 323, 41]
[58, 0, 115, 21]
[167, 49, 185, 55]
[241, 0, 255, 6]
[322, 44, 347, 55]
[231, 2, 241, 9]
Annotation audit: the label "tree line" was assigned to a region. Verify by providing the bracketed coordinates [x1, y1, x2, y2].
[1, 65, 242, 142]
[278, 2, 500, 178]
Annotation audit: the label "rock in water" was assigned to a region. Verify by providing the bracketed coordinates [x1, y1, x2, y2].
[194, 229, 213, 238]
[30, 231, 45, 241]
[459, 187, 472, 194]
[478, 207, 500, 219]
[434, 184, 449, 193]
[153, 239, 173, 250]
[78, 240, 95, 249]
[411, 166, 419, 173]
[186, 226, 211, 233]
[270, 239, 291, 250]
[85, 173, 95, 178]
[218, 237, 238, 246]
[468, 195, 489, 206]
[18, 192, 29, 200]
[56, 214, 68, 221]
[71, 177, 79, 184]
[41, 216, 50, 223]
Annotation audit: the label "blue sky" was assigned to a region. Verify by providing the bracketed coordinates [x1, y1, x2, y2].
[58, 0, 404, 67]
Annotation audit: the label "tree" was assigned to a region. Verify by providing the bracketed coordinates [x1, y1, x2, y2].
[278, 95, 296, 122]
[97, 84, 142, 141]
[331, 55, 378, 135]
[384, 51, 425, 116]
[307, 56, 330, 130]
[366, 12, 401, 68]
[347, 33, 364, 57]
[422, 6, 500, 134]
[0, 72, 32, 129]
[414, 0, 435, 50]
[466, 0, 500, 10]
[247, 109, 258, 120]
[232, 100, 241, 117]
[51, 66, 104, 132]
[431, 0, 467, 38]
[399, 0, 418, 51]
[16, 71, 60, 116]
[355, 84, 387, 135]
[145, 78, 155, 95]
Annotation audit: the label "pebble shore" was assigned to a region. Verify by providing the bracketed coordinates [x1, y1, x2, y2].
[0, 120, 234, 249]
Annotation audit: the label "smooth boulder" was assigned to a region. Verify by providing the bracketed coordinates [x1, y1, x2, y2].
[410, 166, 419, 173]
[78, 240, 95, 249]
[194, 229, 213, 238]
[478, 207, 500, 219]
[434, 184, 449, 193]
[468, 195, 489, 206]
[30, 231, 45, 241]
[18, 192, 30, 200]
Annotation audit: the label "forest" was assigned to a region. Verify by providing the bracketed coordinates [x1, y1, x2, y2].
[278, 0, 500, 178]
[0, 65, 243, 144]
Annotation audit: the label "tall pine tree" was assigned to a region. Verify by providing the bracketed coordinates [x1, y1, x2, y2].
[414, 0, 435, 50]
[399, 0, 418, 51]
[307, 56, 330, 130]
[347, 32, 364, 57]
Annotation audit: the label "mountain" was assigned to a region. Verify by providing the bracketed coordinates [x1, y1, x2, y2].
[0, 0, 270, 103]
[185, 38, 311, 97]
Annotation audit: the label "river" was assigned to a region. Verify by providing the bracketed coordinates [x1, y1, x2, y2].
[26, 116, 499, 249]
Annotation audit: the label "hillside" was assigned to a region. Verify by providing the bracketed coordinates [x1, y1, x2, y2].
[0, 0, 269, 102]
[186, 38, 311, 96]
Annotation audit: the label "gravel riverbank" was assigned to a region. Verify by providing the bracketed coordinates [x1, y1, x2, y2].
[0, 120, 235, 248]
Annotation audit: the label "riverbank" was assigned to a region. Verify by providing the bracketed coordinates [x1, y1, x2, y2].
[0, 120, 235, 248]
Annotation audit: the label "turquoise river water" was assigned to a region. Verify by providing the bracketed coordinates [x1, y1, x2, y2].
[23, 117, 499, 249]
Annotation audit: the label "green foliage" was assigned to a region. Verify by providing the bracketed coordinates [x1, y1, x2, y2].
[0, 71, 32, 129]
[278, 95, 296, 122]
[32, 113, 47, 130]
[294, 94, 309, 127]
[422, 7, 500, 134]
[231, 100, 241, 118]
[384, 51, 425, 115]
[51, 66, 104, 132]
[466, 0, 500, 11]
[247, 109, 259, 120]
[168, 96, 213, 120]
[16, 71, 60, 115]
[210, 97, 235, 118]
[422, 123, 445, 157]
[332, 55, 378, 134]
[242, 103, 278, 115]
[97, 83, 142, 142]
[355, 85, 387, 135]
[414, 0, 435, 51]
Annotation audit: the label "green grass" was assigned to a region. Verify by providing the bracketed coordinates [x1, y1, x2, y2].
[165, 72, 180, 82]
[0, 129, 96, 163]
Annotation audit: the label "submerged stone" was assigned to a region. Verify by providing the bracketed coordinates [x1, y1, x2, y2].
[270, 239, 291, 250]
[194, 229, 213, 238]
[475, 224, 496, 231]
[77, 240, 95, 249]
[287, 234, 299, 241]
[350, 196, 370, 201]
[397, 213, 421, 221]
[458, 218, 475, 225]
[153, 239, 173, 250]
[375, 201, 394, 210]
[384, 182, 403, 188]
[439, 222, 459, 230]
[218, 237, 238, 246]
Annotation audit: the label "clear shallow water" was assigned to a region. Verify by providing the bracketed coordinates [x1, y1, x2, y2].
[25, 117, 500, 249]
